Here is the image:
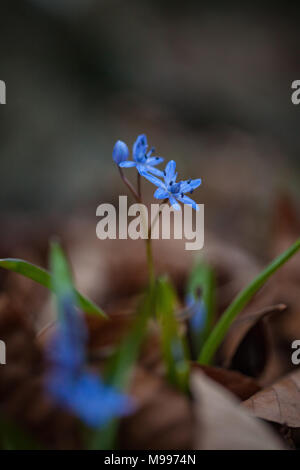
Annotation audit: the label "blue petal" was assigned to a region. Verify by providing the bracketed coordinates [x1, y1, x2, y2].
[186, 295, 207, 333]
[46, 328, 84, 372]
[46, 299, 87, 372]
[65, 372, 133, 428]
[141, 171, 164, 187]
[177, 195, 199, 210]
[46, 370, 133, 428]
[164, 161, 176, 185]
[137, 164, 150, 175]
[119, 161, 136, 168]
[112, 140, 129, 164]
[180, 178, 202, 193]
[146, 166, 164, 177]
[154, 188, 169, 199]
[169, 196, 181, 210]
[146, 157, 164, 166]
[146, 147, 155, 157]
[133, 134, 148, 162]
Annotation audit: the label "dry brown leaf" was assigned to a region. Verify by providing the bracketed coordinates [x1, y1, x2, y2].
[220, 304, 287, 369]
[243, 369, 300, 428]
[194, 364, 260, 401]
[191, 370, 285, 450]
[119, 368, 194, 450]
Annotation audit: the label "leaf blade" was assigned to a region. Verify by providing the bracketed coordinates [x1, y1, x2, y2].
[155, 277, 190, 393]
[0, 258, 107, 318]
[199, 237, 300, 365]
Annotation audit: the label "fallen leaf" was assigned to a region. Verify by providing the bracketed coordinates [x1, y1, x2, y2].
[220, 304, 287, 369]
[191, 370, 285, 450]
[119, 367, 194, 450]
[193, 364, 260, 401]
[243, 369, 300, 428]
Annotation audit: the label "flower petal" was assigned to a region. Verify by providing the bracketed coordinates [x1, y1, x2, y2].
[141, 171, 164, 187]
[146, 157, 164, 166]
[154, 188, 169, 199]
[146, 147, 155, 157]
[180, 178, 202, 193]
[66, 372, 133, 427]
[133, 134, 148, 162]
[165, 160, 176, 185]
[169, 196, 181, 211]
[119, 161, 136, 168]
[147, 165, 164, 177]
[47, 370, 133, 428]
[177, 195, 199, 211]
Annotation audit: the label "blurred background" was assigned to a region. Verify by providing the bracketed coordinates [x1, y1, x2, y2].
[0, 0, 299, 256]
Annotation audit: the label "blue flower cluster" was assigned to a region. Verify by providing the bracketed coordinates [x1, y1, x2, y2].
[113, 134, 201, 210]
[45, 297, 132, 428]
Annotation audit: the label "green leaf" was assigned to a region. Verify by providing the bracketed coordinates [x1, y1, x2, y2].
[0, 257, 107, 319]
[155, 277, 190, 394]
[49, 242, 78, 320]
[199, 237, 300, 365]
[50, 242, 74, 299]
[187, 261, 216, 355]
[88, 286, 155, 450]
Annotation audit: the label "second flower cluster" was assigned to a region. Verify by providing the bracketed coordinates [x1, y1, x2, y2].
[113, 134, 201, 211]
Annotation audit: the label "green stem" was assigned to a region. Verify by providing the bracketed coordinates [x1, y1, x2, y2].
[118, 166, 155, 287]
[145, 200, 168, 289]
[198, 237, 300, 365]
[146, 237, 155, 288]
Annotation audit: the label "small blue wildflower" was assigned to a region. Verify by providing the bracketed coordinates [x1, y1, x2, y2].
[118, 134, 164, 177]
[185, 293, 206, 334]
[45, 299, 133, 428]
[48, 297, 87, 370]
[113, 140, 129, 164]
[142, 160, 201, 211]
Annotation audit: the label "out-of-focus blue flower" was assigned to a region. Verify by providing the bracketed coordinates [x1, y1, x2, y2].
[118, 134, 164, 177]
[46, 366, 132, 428]
[113, 140, 129, 165]
[185, 293, 206, 334]
[45, 299, 133, 428]
[142, 160, 201, 211]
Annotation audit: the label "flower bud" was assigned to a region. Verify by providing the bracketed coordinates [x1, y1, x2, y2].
[113, 140, 129, 164]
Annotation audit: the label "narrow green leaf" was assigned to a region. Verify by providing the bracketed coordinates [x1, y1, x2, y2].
[199, 237, 300, 365]
[0, 258, 107, 318]
[50, 242, 74, 298]
[50, 242, 78, 320]
[155, 277, 190, 393]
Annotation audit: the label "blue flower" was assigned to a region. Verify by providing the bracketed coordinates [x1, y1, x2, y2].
[45, 299, 133, 428]
[142, 160, 201, 211]
[113, 140, 129, 164]
[185, 293, 206, 334]
[118, 134, 164, 177]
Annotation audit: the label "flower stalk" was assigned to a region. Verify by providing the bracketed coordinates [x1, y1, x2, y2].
[114, 135, 201, 290]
